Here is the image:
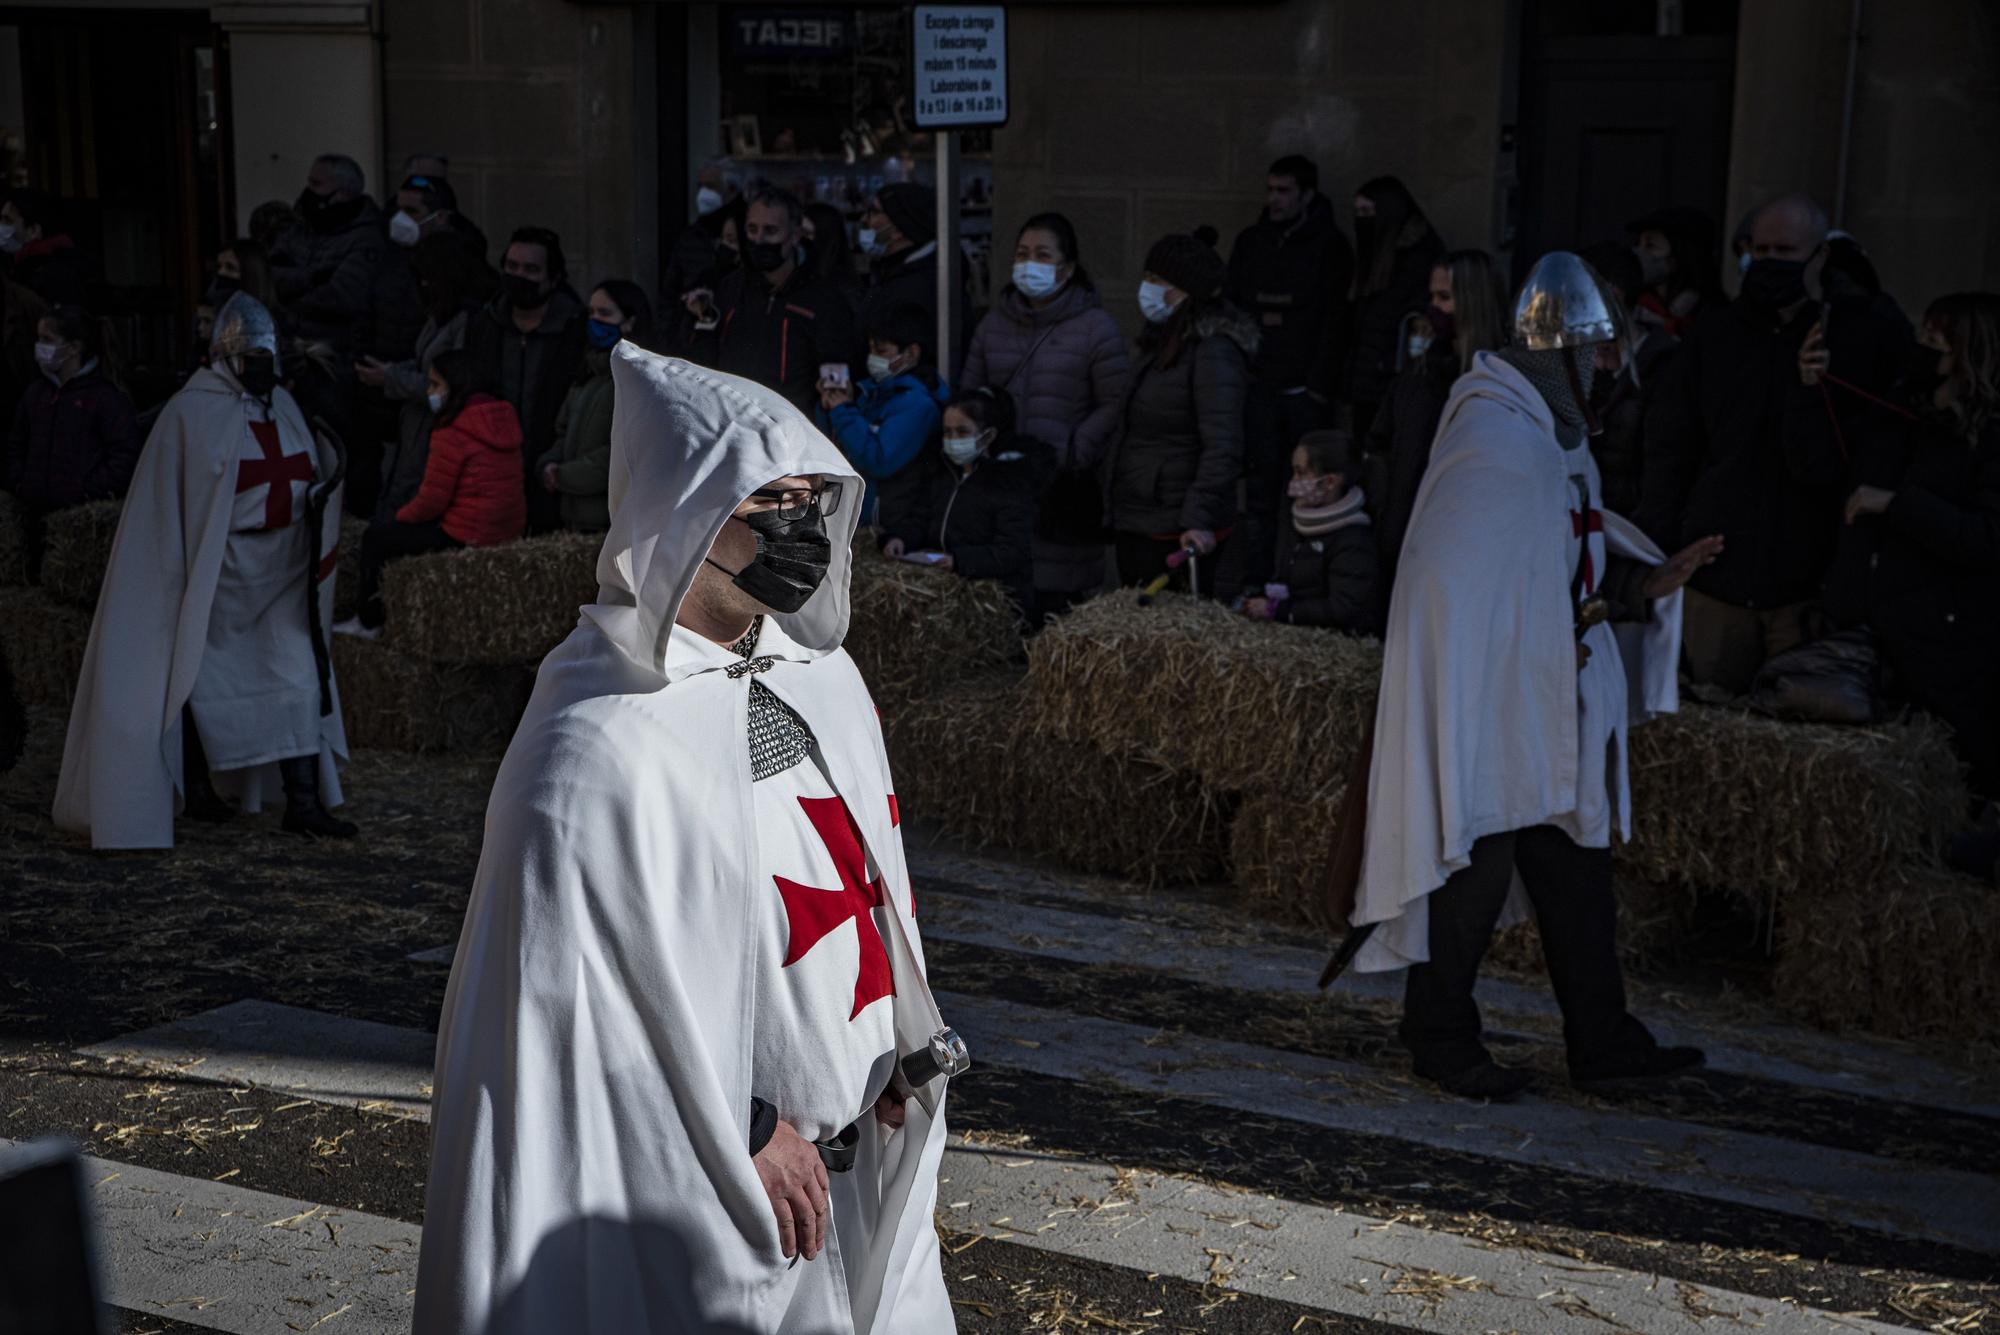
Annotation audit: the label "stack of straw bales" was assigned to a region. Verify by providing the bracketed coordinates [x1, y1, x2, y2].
[846, 545, 1023, 705]
[330, 635, 536, 753]
[0, 492, 24, 587]
[884, 672, 1232, 884]
[379, 532, 601, 665]
[0, 585, 90, 707]
[333, 514, 367, 615]
[38, 499, 122, 612]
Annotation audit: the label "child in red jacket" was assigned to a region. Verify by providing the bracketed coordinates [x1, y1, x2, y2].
[337, 350, 526, 635]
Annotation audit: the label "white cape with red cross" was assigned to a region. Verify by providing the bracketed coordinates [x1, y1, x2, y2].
[415, 347, 955, 1335]
[1352, 351, 1682, 972]
[53, 364, 347, 850]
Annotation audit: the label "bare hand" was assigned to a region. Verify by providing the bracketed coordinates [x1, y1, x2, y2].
[928, 551, 954, 572]
[753, 1119, 828, 1261]
[1641, 533, 1724, 600]
[1845, 485, 1896, 523]
[1576, 640, 1593, 671]
[874, 1085, 907, 1129]
[682, 287, 714, 317]
[1244, 597, 1271, 620]
[1180, 528, 1217, 556]
[541, 463, 561, 494]
[819, 382, 856, 410]
[882, 537, 906, 560]
[354, 356, 387, 388]
[1799, 320, 1829, 388]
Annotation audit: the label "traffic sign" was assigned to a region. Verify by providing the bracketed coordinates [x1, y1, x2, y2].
[909, 5, 1008, 130]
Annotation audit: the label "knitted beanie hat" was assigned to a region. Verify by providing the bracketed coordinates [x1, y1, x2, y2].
[875, 183, 936, 245]
[1143, 233, 1226, 300]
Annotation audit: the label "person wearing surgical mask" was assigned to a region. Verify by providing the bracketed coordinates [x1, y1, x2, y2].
[1106, 231, 1255, 594]
[817, 301, 946, 530]
[1242, 429, 1379, 632]
[535, 280, 653, 532]
[4, 305, 141, 579]
[341, 348, 525, 637]
[1624, 205, 1720, 340]
[960, 212, 1130, 623]
[881, 387, 1042, 620]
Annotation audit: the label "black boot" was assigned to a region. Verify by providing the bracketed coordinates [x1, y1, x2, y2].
[1569, 1016, 1705, 1091]
[1415, 1053, 1535, 1103]
[279, 754, 357, 839]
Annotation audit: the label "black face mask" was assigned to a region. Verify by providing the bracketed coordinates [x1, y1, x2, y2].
[707, 506, 832, 614]
[1353, 216, 1378, 257]
[503, 273, 548, 311]
[1904, 341, 1946, 394]
[234, 357, 278, 398]
[716, 242, 741, 271]
[295, 187, 333, 220]
[747, 241, 789, 274]
[202, 278, 238, 309]
[1741, 258, 1809, 312]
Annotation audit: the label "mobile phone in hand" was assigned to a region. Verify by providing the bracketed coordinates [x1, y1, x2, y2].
[819, 363, 851, 389]
[898, 551, 950, 566]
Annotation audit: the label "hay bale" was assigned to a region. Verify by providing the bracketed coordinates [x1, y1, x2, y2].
[379, 533, 600, 666]
[0, 586, 91, 708]
[1772, 864, 2000, 1043]
[38, 499, 122, 611]
[333, 514, 368, 616]
[331, 634, 535, 753]
[885, 672, 1232, 885]
[0, 492, 25, 588]
[1025, 593, 1380, 801]
[1623, 706, 1965, 922]
[846, 544, 1023, 706]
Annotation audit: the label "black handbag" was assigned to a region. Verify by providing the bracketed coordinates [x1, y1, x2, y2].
[1750, 629, 1881, 724]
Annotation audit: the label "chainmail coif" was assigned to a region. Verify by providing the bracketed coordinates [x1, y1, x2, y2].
[1498, 344, 1594, 449]
[731, 619, 815, 782]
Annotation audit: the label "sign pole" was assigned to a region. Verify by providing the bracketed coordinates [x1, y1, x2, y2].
[935, 129, 962, 384]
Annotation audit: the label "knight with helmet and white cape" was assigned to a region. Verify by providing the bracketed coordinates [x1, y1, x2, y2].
[54, 291, 353, 849]
[414, 347, 963, 1333]
[1329, 253, 1725, 1103]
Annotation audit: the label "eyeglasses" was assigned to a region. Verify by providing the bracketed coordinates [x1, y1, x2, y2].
[748, 480, 842, 521]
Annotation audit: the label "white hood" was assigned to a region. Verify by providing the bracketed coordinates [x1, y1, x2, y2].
[587, 345, 864, 678]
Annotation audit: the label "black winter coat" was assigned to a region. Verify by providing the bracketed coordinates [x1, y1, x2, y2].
[1275, 517, 1381, 633]
[887, 436, 1044, 619]
[1366, 343, 1455, 578]
[690, 267, 858, 419]
[1347, 229, 1444, 409]
[361, 242, 429, 363]
[1646, 297, 1905, 609]
[858, 245, 943, 346]
[464, 287, 587, 525]
[3, 364, 141, 508]
[1826, 407, 2000, 790]
[272, 198, 386, 355]
[1226, 197, 1355, 398]
[1108, 306, 1257, 537]
[1588, 327, 1680, 519]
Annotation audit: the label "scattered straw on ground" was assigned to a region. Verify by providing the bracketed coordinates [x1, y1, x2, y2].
[380, 532, 601, 666]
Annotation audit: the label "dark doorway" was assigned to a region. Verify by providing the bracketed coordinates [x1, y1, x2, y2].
[1514, 0, 1738, 283]
[6, 6, 229, 407]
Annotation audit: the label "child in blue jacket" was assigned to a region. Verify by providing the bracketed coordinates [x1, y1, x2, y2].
[816, 300, 948, 530]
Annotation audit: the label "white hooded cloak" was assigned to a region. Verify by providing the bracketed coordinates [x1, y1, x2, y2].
[414, 346, 956, 1335]
[52, 364, 346, 850]
[1353, 352, 1681, 972]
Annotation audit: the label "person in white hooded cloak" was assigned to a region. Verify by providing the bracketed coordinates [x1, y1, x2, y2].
[414, 346, 962, 1334]
[1347, 253, 1724, 1102]
[53, 292, 352, 849]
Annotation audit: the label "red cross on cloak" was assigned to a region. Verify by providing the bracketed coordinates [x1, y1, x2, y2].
[1569, 506, 1604, 595]
[238, 420, 313, 531]
[774, 795, 897, 1020]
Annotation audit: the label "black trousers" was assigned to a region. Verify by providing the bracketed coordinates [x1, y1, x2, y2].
[1239, 380, 1329, 586]
[1400, 824, 1635, 1075]
[358, 518, 461, 628]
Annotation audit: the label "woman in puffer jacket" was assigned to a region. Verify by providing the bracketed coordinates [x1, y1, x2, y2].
[1106, 231, 1256, 595]
[961, 212, 1130, 622]
[340, 349, 525, 635]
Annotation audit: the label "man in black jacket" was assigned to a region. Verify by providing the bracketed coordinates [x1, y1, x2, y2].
[464, 225, 586, 532]
[856, 184, 942, 355]
[271, 155, 384, 358]
[1644, 194, 1905, 693]
[686, 187, 857, 419]
[1227, 155, 1356, 588]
